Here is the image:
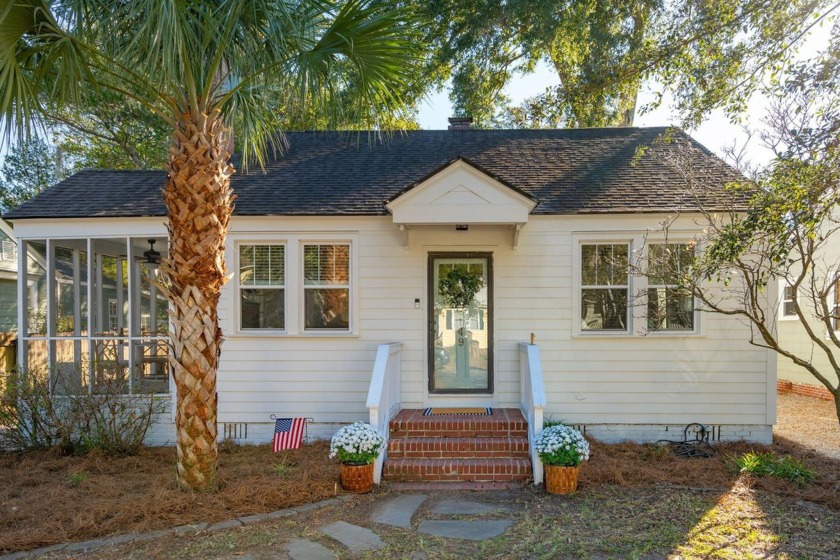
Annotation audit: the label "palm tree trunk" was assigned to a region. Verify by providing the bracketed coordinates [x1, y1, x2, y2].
[160, 108, 234, 492]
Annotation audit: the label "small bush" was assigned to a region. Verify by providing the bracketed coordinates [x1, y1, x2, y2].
[68, 471, 88, 486]
[731, 451, 816, 484]
[0, 370, 166, 456]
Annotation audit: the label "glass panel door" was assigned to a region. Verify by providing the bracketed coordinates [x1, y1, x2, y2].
[429, 254, 492, 393]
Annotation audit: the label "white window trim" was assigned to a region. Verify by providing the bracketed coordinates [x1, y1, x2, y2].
[779, 280, 798, 321]
[572, 232, 702, 338]
[300, 240, 353, 334]
[229, 233, 359, 337]
[236, 242, 288, 334]
[573, 235, 633, 337]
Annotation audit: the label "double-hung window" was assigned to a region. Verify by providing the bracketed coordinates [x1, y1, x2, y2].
[781, 285, 798, 318]
[580, 243, 629, 331]
[303, 244, 350, 330]
[239, 244, 285, 330]
[647, 243, 695, 331]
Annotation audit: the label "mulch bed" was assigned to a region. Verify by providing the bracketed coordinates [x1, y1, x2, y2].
[0, 441, 340, 553]
[582, 438, 840, 510]
[2, 394, 838, 554]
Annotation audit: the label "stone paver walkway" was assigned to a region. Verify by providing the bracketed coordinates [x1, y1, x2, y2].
[280, 494, 516, 559]
[371, 494, 428, 528]
[418, 519, 515, 540]
[285, 538, 336, 560]
[319, 521, 385, 553]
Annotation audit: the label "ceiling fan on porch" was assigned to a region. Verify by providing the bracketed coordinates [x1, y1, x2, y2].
[135, 239, 162, 269]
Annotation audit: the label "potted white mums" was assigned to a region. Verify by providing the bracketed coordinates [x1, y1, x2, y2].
[329, 422, 385, 493]
[534, 424, 591, 494]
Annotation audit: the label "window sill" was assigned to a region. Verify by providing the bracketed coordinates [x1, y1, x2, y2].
[572, 330, 704, 339]
[228, 330, 359, 339]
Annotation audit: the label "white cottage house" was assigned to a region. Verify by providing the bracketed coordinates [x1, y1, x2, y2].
[3, 126, 777, 484]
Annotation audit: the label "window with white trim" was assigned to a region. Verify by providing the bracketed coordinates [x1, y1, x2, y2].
[831, 277, 840, 330]
[781, 285, 797, 318]
[580, 243, 629, 331]
[647, 243, 695, 331]
[303, 244, 350, 330]
[239, 244, 285, 329]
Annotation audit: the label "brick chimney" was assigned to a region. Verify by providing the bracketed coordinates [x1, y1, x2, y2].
[448, 117, 473, 130]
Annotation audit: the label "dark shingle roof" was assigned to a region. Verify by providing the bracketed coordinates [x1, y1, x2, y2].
[3, 127, 746, 220]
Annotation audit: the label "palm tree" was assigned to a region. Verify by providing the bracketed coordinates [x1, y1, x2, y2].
[0, 0, 419, 491]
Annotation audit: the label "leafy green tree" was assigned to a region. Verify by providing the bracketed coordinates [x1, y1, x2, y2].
[0, 0, 421, 491]
[421, 0, 837, 128]
[0, 137, 71, 213]
[645, 28, 840, 423]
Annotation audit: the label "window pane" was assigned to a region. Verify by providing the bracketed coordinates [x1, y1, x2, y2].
[648, 287, 694, 330]
[305, 288, 349, 329]
[649, 243, 694, 285]
[782, 286, 796, 316]
[304, 245, 349, 286]
[581, 288, 627, 330]
[582, 244, 628, 285]
[240, 245, 284, 286]
[240, 289, 285, 329]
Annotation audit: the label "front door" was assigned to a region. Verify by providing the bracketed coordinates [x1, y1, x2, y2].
[428, 253, 493, 393]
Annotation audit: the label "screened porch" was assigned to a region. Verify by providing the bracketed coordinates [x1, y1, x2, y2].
[18, 236, 170, 395]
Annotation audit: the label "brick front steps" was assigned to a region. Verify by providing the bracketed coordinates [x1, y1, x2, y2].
[383, 408, 532, 483]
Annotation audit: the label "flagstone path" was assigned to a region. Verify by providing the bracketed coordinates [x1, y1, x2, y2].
[286, 494, 516, 559]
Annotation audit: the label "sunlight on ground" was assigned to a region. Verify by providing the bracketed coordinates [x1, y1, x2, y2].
[673, 477, 783, 560]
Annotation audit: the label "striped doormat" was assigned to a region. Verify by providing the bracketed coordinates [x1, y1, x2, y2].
[423, 407, 492, 416]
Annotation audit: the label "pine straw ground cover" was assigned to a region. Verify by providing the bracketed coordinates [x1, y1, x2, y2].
[0, 440, 339, 553]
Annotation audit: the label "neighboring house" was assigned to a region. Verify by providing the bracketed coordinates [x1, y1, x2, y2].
[0, 219, 18, 333]
[776, 269, 839, 401]
[3, 126, 778, 483]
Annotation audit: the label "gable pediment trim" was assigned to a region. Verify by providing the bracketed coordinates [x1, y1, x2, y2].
[385, 157, 538, 226]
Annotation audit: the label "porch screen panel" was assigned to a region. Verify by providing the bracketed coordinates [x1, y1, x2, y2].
[25, 241, 47, 337]
[239, 244, 285, 329]
[303, 244, 350, 330]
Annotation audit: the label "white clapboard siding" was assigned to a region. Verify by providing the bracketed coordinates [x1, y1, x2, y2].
[215, 213, 771, 430]
[15, 213, 772, 434]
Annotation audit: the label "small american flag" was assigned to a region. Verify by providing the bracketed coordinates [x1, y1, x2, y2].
[273, 418, 306, 452]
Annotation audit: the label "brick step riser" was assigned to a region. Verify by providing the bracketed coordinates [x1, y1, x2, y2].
[382, 459, 531, 483]
[388, 438, 529, 459]
[389, 428, 528, 439]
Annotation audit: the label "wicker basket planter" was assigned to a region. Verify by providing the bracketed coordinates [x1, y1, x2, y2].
[544, 464, 580, 494]
[340, 462, 374, 493]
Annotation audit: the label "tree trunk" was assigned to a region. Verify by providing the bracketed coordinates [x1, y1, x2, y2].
[160, 108, 234, 492]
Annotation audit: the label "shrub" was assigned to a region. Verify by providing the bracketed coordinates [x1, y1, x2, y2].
[731, 451, 816, 484]
[535, 424, 591, 467]
[329, 422, 385, 465]
[0, 370, 165, 455]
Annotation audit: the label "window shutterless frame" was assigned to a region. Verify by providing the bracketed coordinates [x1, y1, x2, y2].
[236, 242, 287, 333]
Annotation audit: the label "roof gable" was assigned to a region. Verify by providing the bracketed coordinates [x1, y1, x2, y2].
[386, 158, 537, 225]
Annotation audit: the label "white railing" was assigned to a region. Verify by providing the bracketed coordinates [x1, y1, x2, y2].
[519, 342, 546, 485]
[366, 342, 402, 484]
